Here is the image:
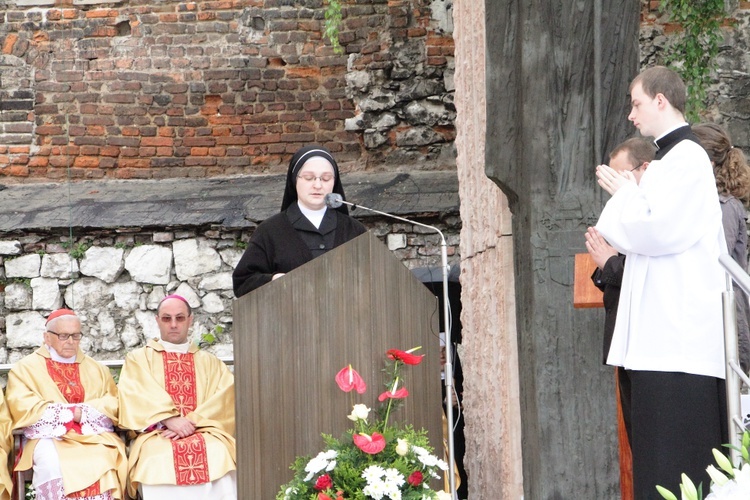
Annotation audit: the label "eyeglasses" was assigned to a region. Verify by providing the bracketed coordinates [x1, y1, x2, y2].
[46, 330, 82, 341]
[629, 164, 642, 172]
[297, 172, 334, 183]
[159, 315, 189, 324]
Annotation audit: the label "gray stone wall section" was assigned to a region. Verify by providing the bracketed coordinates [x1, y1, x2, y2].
[485, 1, 640, 498]
[0, 172, 461, 365]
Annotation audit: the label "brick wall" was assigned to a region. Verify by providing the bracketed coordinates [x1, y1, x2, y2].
[0, 0, 456, 181]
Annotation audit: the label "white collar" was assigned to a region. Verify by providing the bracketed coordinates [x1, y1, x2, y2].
[159, 339, 191, 354]
[297, 201, 327, 229]
[47, 345, 77, 364]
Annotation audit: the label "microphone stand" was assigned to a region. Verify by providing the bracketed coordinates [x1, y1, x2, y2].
[331, 196, 457, 498]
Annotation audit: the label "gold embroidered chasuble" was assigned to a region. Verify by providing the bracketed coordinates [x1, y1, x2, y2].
[117, 339, 236, 498]
[5, 346, 128, 498]
[0, 391, 13, 500]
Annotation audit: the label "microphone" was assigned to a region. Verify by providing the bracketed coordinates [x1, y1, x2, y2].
[324, 193, 344, 209]
[323, 190, 458, 498]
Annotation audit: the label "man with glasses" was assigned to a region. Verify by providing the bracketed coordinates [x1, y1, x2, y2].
[117, 295, 236, 499]
[5, 308, 127, 499]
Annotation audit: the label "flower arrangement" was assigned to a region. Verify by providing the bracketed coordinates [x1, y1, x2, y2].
[657, 431, 750, 500]
[277, 347, 451, 500]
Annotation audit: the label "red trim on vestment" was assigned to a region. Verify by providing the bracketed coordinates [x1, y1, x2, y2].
[162, 351, 210, 485]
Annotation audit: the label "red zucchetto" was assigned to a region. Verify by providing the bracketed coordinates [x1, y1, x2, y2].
[45, 308, 77, 325]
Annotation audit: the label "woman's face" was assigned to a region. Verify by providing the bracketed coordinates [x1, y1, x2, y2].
[295, 157, 336, 210]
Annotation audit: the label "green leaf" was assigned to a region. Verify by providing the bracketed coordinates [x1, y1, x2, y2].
[655, 484, 679, 500]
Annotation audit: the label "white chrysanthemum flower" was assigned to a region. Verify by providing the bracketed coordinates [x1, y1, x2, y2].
[362, 464, 387, 482]
[411, 445, 429, 457]
[323, 449, 338, 459]
[363, 478, 387, 499]
[435, 458, 449, 471]
[435, 491, 453, 500]
[417, 453, 439, 467]
[383, 467, 404, 486]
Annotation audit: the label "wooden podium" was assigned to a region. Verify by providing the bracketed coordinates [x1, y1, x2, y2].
[233, 232, 443, 499]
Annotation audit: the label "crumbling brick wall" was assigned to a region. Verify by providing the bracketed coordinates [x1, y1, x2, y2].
[0, 0, 456, 181]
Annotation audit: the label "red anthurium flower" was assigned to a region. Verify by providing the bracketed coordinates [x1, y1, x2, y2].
[353, 432, 386, 454]
[378, 387, 409, 401]
[335, 365, 366, 394]
[387, 348, 424, 365]
[335, 491, 345, 500]
[314, 474, 333, 491]
[318, 493, 333, 500]
[407, 470, 423, 486]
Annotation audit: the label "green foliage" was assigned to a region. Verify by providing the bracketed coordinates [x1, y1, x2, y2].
[660, 0, 727, 122]
[235, 240, 248, 250]
[68, 240, 92, 259]
[200, 324, 224, 347]
[324, 0, 344, 55]
[109, 366, 121, 384]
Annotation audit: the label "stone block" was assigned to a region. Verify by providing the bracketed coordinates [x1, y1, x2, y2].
[30, 277, 62, 311]
[41, 253, 79, 279]
[63, 277, 113, 310]
[80, 246, 125, 283]
[173, 238, 221, 281]
[174, 282, 201, 309]
[5, 253, 41, 278]
[201, 292, 225, 313]
[112, 281, 142, 311]
[199, 272, 233, 291]
[124, 245, 173, 285]
[5, 283, 32, 310]
[6, 311, 45, 349]
[0, 241, 22, 256]
[387, 233, 407, 250]
[135, 310, 160, 340]
[219, 248, 244, 269]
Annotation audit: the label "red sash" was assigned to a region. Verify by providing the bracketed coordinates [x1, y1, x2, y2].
[44, 359, 102, 496]
[162, 351, 210, 485]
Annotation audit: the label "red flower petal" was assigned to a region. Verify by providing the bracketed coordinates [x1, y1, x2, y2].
[314, 473, 333, 491]
[378, 387, 409, 402]
[407, 470, 423, 486]
[387, 348, 424, 365]
[335, 365, 367, 394]
[318, 494, 333, 500]
[353, 432, 386, 454]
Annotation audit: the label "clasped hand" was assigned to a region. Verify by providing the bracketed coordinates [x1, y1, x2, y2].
[596, 164, 635, 195]
[160, 416, 196, 440]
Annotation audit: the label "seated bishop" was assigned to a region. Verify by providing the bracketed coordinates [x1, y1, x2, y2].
[6, 309, 128, 500]
[0, 389, 13, 500]
[117, 295, 236, 499]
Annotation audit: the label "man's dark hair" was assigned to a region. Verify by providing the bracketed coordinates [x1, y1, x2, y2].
[630, 66, 687, 114]
[609, 137, 657, 169]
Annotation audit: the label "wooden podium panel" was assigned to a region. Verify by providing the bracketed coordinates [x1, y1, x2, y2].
[233, 232, 442, 499]
[573, 253, 604, 308]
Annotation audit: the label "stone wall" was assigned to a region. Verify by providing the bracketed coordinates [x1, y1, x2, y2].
[0, 217, 460, 364]
[0, 0, 455, 181]
[640, 0, 750, 147]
